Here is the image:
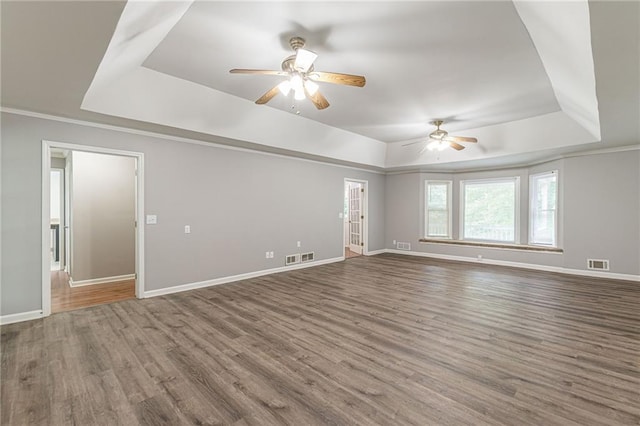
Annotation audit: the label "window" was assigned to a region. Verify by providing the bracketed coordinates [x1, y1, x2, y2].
[461, 177, 519, 243]
[530, 171, 558, 246]
[425, 181, 452, 238]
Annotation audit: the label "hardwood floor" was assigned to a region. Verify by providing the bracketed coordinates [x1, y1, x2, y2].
[51, 270, 135, 313]
[344, 247, 361, 258]
[2, 254, 639, 425]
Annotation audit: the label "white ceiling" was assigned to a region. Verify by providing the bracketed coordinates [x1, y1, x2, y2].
[2, 1, 638, 171]
[143, 1, 559, 143]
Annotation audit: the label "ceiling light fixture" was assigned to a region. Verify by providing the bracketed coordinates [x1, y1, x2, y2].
[230, 37, 366, 110]
[278, 80, 291, 96]
[304, 79, 319, 96]
[427, 140, 448, 151]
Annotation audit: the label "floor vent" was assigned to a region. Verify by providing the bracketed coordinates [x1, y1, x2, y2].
[301, 252, 315, 262]
[396, 242, 411, 251]
[285, 254, 301, 266]
[587, 259, 609, 271]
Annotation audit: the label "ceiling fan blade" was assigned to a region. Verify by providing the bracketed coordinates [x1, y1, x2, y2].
[255, 85, 280, 105]
[230, 69, 288, 76]
[445, 135, 478, 143]
[306, 88, 330, 110]
[402, 140, 423, 147]
[294, 48, 318, 73]
[449, 141, 466, 151]
[308, 71, 366, 87]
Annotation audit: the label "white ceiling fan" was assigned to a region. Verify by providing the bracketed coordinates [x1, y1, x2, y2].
[404, 120, 478, 152]
[229, 37, 366, 110]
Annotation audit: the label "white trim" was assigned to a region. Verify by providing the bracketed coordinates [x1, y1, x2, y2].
[143, 256, 344, 298]
[2, 108, 383, 175]
[41, 141, 145, 318]
[365, 249, 386, 256]
[385, 249, 640, 282]
[42, 144, 52, 316]
[69, 274, 136, 287]
[1, 310, 44, 326]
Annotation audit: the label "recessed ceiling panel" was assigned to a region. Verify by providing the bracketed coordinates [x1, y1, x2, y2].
[143, 1, 560, 143]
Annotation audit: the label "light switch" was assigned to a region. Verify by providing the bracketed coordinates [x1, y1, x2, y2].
[184, 225, 191, 234]
[338, 212, 343, 219]
[146, 215, 157, 225]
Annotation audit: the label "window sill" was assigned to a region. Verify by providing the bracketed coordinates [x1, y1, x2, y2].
[419, 238, 563, 253]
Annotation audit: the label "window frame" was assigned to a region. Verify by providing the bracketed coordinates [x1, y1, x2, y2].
[460, 177, 521, 244]
[424, 180, 453, 239]
[529, 170, 558, 247]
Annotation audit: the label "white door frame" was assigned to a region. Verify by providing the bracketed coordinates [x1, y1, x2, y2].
[343, 178, 369, 256]
[41, 140, 145, 317]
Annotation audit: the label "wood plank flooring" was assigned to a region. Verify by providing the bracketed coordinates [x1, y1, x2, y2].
[345, 247, 361, 259]
[2, 254, 639, 425]
[51, 270, 135, 313]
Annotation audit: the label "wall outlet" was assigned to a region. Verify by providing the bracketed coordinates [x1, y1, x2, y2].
[146, 215, 157, 225]
[269, 251, 274, 258]
[393, 240, 396, 245]
[184, 225, 191, 234]
[265, 251, 270, 259]
[297, 241, 301, 248]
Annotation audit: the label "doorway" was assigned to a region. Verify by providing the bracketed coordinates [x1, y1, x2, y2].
[42, 141, 145, 316]
[344, 179, 368, 259]
[50, 167, 64, 272]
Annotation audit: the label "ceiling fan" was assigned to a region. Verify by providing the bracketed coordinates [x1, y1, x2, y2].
[229, 37, 366, 110]
[404, 120, 478, 151]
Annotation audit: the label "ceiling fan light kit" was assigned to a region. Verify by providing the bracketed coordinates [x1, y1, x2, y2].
[230, 37, 366, 110]
[427, 120, 478, 151]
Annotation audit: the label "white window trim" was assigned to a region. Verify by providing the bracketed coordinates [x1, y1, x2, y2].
[529, 170, 559, 247]
[460, 177, 521, 244]
[425, 180, 453, 239]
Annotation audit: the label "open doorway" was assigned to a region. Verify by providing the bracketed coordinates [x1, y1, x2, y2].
[344, 179, 368, 259]
[50, 166, 64, 272]
[42, 142, 145, 316]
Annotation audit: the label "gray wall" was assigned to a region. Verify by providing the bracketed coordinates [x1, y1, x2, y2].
[1, 110, 637, 317]
[0, 112, 385, 315]
[563, 151, 640, 273]
[385, 152, 640, 275]
[70, 151, 136, 282]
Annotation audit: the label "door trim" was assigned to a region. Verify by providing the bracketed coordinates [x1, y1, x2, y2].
[41, 140, 145, 317]
[343, 178, 369, 256]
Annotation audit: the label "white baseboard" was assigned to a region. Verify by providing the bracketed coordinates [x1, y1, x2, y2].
[143, 256, 345, 298]
[0, 310, 44, 326]
[385, 249, 640, 282]
[70, 274, 135, 287]
[365, 249, 386, 256]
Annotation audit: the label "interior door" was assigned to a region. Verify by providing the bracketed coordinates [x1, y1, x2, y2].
[349, 183, 363, 254]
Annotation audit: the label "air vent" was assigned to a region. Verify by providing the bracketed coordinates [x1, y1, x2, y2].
[396, 242, 411, 251]
[587, 259, 609, 271]
[301, 252, 315, 262]
[285, 254, 301, 266]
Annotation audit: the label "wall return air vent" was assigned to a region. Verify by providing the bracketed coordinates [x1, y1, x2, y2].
[396, 242, 411, 251]
[301, 252, 315, 262]
[285, 254, 301, 266]
[587, 259, 610, 271]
